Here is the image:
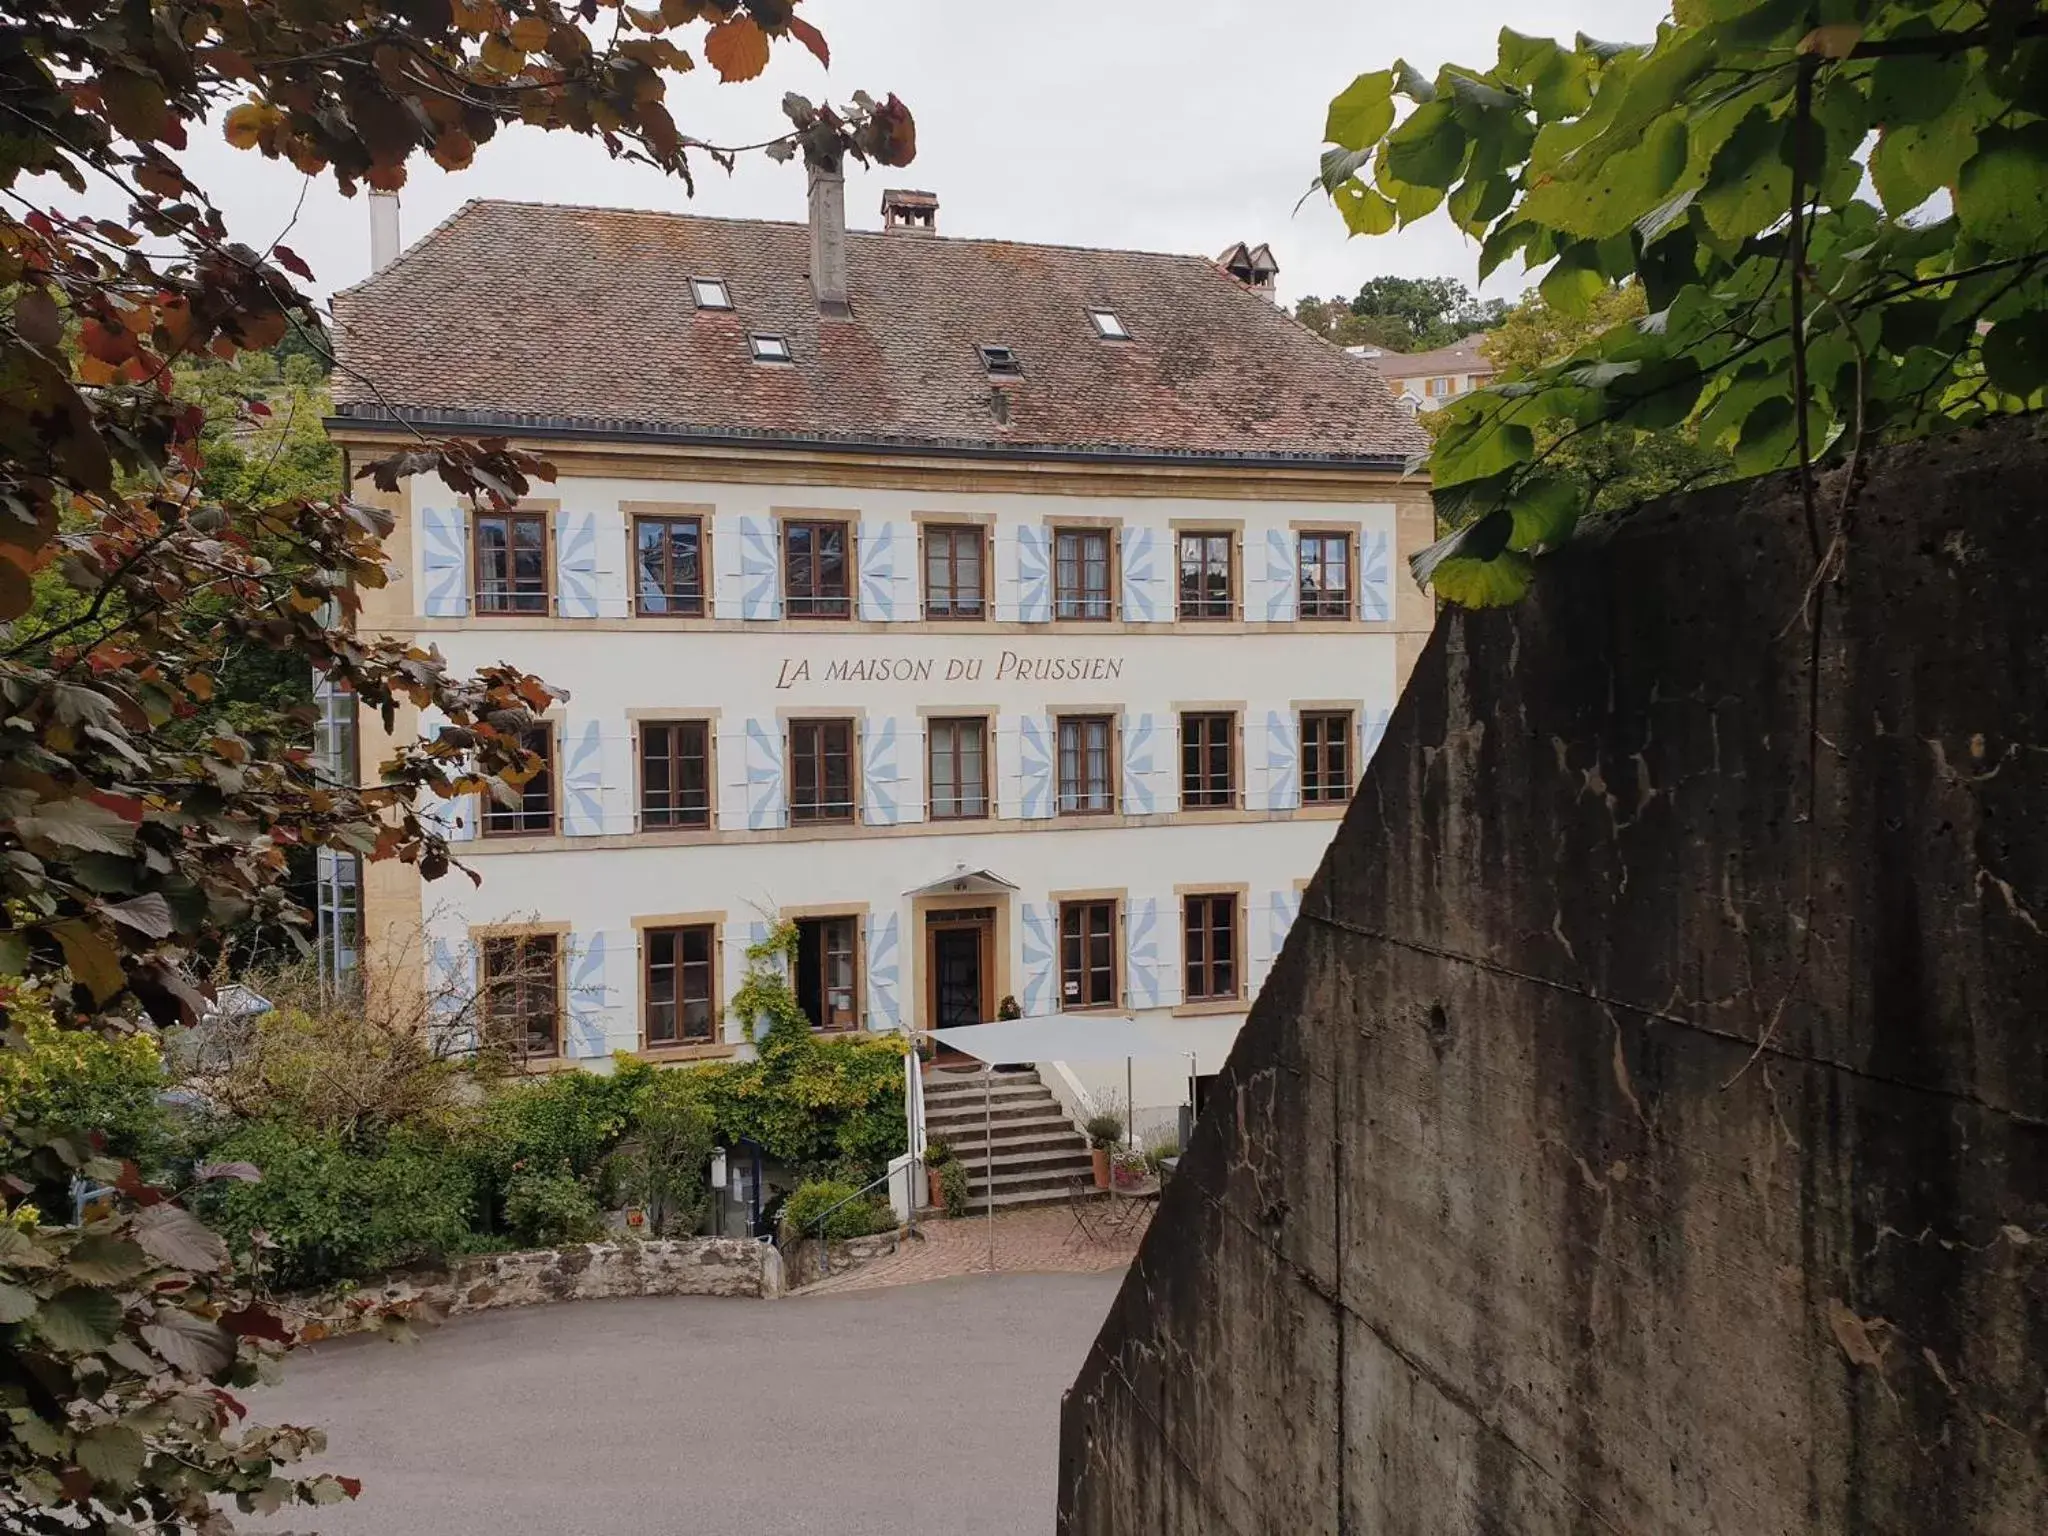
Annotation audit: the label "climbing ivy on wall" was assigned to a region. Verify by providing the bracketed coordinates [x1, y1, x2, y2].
[1320, 0, 2048, 606]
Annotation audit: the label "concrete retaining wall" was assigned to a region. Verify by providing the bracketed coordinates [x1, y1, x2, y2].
[1057, 421, 2048, 1533]
[302, 1237, 781, 1331]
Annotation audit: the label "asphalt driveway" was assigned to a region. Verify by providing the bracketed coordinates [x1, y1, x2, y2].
[250, 1271, 1122, 1536]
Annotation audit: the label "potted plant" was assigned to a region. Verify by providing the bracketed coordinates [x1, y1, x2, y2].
[939, 1159, 971, 1217]
[997, 994, 1023, 1021]
[1112, 1148, 1149, 1190]
[924, 1135, 956, 1209]
[1084, 1111, 1124, 1189]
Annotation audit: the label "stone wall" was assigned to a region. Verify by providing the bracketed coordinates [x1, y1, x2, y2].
[302, 1237, 781, 1332]
[1058, 420, 2048, 1533]
[781, 1230, 902, 1291]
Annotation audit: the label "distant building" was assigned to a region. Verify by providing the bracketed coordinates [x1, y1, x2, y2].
[1348, 332, 1497, 413]
[324, 171, 1432, 1141]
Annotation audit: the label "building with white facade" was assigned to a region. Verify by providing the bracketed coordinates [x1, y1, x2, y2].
[1349, 332, 1497, 413]
[327, 171, 1431, 1133]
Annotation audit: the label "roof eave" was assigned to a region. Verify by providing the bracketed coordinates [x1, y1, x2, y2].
[322, 405, 1416, 472]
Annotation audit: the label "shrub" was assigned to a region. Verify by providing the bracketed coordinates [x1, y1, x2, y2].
[1083, 1112, 1125, 1150]
[780, 1177, 892, 1241]
[0, 986, 170, 1209]
[502, 1166, 607, 1248]
[923, 1133, 955, 1167]
[199, 1119, 473, 1289]
[471, 1064, 643, 1227]
[612, 1069, 715, 1237]
[939, 1159, 971, 1217]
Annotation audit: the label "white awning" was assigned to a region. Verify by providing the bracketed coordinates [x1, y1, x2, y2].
[930, 1014, 1188, 1063]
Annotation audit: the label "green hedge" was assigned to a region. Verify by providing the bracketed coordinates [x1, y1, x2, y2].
[198, 1119, 474, 1289]
[779, 1178, 893, 1241]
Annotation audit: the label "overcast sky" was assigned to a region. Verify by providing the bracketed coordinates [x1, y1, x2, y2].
[158, 0, 1672, 308]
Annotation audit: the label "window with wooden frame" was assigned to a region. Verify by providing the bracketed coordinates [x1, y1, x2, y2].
[639, 720, 711, 829]
[783, 519, 852, 619]
[789, 718, 856, 823]
[1059, 899, 1119, 1010]
[923, 525, 987, 619]
[1056, 715, 1115, 815]
[643, 924, 715, 1046]
[1301, 710, 1354, 803]
[1053, 527, 1114, 621]
[1177, 531, 1234, 620]
[794, 915, 860, 1030]
[1180, 711, 1236, 809]
[473, 509, 550, 615]
[479, 933, 561, 1057]
[927, 717, 989, 820]
[483, 724, 555, 836]
[1182, 893, 1240, 1002]
[633, 515, 705, 616]
[1297, 532, 1353, 620]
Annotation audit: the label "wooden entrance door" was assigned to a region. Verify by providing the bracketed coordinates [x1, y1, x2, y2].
[925, 908, 993, 1044]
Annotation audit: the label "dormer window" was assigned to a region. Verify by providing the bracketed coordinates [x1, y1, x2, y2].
[690, 277, 732, 311]
[749, 333, 792, 363]
[979, 343, 1022, 377]
[1088, 309, 1131, 341]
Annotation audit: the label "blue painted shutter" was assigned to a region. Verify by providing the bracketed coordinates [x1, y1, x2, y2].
[1363, 708, 1391, 772]
[1120, 712, 1165, 815]
[1358, 528, 1392, 622]
[1264, 709, 1300, 810]
[593, 508, 629, 620]
[858, 521, 912, 622]
[737, 515, 782, 620]
[1020, 903, 1057, 1017]
[744, 719, 785, 829]
[865, 912, 901, 1031]
[419, 505, 469, 617]
[1263, 528, 1299, 623]
[862, 717, 904, 826]
[1018, 714, 1055, 820]
[1125, 897, 1162, 1009]
[562, 719, 608, 835]
[1266, 889, 1303, 968]
[1120, 526, 1163, 622]
[554, 509, 599, 618]
[1015, 526, 1051, 623]
[416, 706, 476, 842]
[426, 933, 465, 1020]
[567, 932, 617, 1060]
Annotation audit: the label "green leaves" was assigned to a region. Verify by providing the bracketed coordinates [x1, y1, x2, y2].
[1326, 71, 1396, 151]
[1956, 125, 2048, 255]
[1323, 1, 2048, 608]
[33, 1285, 124, 1351]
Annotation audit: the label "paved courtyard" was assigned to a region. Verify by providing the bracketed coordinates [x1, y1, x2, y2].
[252, 1269, 1125, 1536]
[798, 1201, 1150, 1295]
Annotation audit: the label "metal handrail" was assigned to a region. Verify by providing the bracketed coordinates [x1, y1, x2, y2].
[803, 1158, 919, 1276]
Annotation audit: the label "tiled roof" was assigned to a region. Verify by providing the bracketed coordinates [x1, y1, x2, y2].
[1367, 334, 1495, 380]
[329, 200, 1426, 465]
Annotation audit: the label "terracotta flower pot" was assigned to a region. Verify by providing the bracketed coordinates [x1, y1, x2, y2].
[1091, 1147, 1111, 1189]
[928, 1165, 946, 1208]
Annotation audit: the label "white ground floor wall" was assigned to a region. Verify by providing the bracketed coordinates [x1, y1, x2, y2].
[414, 814, 1345, 1129]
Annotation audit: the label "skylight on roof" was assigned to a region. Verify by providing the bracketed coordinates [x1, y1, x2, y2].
[690, 277, 732, 311]
[749, 333, 792, 363]
[978, 343, 1023, 376]
[1087, 309, 1131, 341]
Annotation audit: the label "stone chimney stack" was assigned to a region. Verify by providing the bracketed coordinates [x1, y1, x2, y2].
[881, 188, 938, 236]
[807, 154, 850, 317]
[369, 191, 401, 273]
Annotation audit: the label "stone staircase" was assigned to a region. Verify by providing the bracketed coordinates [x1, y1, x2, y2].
[921, 1067, 1095, 1211]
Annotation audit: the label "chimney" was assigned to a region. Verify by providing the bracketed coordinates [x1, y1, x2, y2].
[368, 191, 401, 273]
[881, 188, 939, 236]
[1218, 240, 1281, 304]
[807, 154, 850, 317]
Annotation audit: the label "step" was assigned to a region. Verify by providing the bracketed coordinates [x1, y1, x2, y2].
[924, 1066, 1040, 1089]
[921, 1079, 1052, 1106]
[950, 1144, 1094, 1175]
[965, 1162, 1099, 1199]
[925, 1101, 1068, 1131]
[942, 1130, 1091, 1161]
